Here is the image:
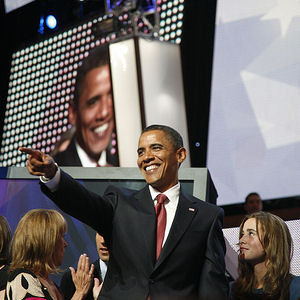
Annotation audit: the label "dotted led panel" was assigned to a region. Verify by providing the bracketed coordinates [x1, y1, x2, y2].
[0, 0, 184, 167]
[158, 0, 184, 44]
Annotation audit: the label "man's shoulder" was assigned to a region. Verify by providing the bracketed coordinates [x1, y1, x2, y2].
[182, 189, 223, 212]
[53, 139, 81, 166]
[104, 184, 147, 198]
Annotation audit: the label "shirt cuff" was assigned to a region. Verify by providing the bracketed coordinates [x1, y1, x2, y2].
[40, 164, 61, 192]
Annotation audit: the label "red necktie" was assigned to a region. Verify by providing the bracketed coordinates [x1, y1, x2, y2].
[155, 193, 167, 260]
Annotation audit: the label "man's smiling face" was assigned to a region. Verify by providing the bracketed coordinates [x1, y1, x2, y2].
[137, 129, 186, 192]
[71, 65, 114, 161]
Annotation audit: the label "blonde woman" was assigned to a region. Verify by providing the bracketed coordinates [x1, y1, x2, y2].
[5, 209, 94, 300]
[230, 211, 300, 300]
[0, 216, 12, 300]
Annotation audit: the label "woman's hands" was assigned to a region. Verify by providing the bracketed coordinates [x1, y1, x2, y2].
[70, 254, 94, 300]
[93, 278, 103, 300]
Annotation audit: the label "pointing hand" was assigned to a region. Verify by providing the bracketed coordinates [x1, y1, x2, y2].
[19, 147, 57, 179]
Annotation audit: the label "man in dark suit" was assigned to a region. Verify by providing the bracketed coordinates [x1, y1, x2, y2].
[60, 233, 109, 300]
[21, 124, 229, 299]
[53, 45, 118, 167]
[54, 134, 118, 167]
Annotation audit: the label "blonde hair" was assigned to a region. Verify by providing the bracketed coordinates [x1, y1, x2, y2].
[0, 215, 12, 266]
[232, 212, 292, 300]
[10, 209, 67, 276]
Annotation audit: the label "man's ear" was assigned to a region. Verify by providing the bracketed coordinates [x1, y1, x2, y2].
[176, 147, 187, 164]
[68, 102, 77, 126]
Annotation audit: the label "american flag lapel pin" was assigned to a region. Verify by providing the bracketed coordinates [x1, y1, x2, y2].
[189, 207, 195, 212]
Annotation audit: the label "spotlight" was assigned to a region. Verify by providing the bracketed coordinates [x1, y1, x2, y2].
[38, 16, 45, 34]
[46, 15, 57, 29]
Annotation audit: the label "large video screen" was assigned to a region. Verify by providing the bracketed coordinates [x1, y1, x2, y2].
[0, 0, 185, 167]
[208, 0, 300, 205]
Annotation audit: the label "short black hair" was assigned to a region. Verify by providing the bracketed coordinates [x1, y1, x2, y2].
[73, 45, 110, 108]
[142, 124, 184, 150]
[245, 192, 260, 204]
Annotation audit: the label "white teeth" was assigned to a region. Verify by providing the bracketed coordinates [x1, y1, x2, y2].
[94, 123, 109, 134]
[145, 165, 158, 171]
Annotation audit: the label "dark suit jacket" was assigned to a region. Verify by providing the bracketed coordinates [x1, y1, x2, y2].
[41, 171, 228, 300]
[53, 137, 119, 167]
[53, 138, 82, 166]
[60, 259, 102, 300]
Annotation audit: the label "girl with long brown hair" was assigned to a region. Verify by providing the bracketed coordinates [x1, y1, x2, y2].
[230, 211, 300, 300]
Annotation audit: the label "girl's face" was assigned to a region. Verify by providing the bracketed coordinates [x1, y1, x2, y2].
[239, 218, 266, 265]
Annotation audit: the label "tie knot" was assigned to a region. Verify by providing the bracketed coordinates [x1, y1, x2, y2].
[156, 193, 167, 204]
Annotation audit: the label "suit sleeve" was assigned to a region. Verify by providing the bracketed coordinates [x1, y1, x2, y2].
[198, 208, 229, 299]
[40, 170, 116, 242]
[60, 270, 76, 300]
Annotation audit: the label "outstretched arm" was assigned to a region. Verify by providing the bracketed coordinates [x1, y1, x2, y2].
[20, 147, 114, 242]
[19, 147, 57, 179]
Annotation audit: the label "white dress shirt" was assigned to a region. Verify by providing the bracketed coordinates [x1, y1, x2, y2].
[99, 259, 107, 280]
[148, 183, 180, 247]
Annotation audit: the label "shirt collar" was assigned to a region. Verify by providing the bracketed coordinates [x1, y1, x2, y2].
[148, 182, 180, 202]
[75, 140, 107, 167]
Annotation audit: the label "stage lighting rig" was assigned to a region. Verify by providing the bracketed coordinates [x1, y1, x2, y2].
[92, 0, 159, 38]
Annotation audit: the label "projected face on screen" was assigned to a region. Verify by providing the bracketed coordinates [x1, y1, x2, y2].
[53, 45, 119, 167]
[70, 65, 115, 163]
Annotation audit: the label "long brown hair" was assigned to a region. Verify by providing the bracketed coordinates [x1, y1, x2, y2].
[232, 212, 293, 300]
[0, 215, 12, 266]
[9, 209, 67, 276]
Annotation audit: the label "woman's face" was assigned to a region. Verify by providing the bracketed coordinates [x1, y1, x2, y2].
[239, 218, 266, 265]
[53, 235, 68, 266]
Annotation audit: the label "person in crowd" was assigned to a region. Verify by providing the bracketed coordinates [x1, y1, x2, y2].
[0, 216, 12, 299]
[60, 233, 108, 300]
[230, 211, 300, 299]
[5, 209, 95, 300]
[53, 45, 118, 167]
[20, 124, 229, 299]
[244, 192, 263, 214]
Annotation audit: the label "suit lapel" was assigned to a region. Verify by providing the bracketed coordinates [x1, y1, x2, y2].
[93, 259, 103, 283]
[134, 186, 157, 268]
[66, 138, 82, 166]
[154, 190, 198, 271]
